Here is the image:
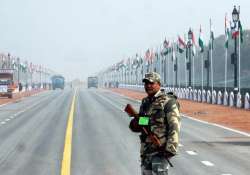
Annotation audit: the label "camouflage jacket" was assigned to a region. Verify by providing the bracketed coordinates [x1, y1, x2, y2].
[138, 90, 181, 156]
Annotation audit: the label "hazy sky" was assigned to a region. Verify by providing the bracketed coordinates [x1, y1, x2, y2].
[0, 0, 249, 81]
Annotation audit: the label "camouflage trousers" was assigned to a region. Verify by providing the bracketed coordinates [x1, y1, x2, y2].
[141, 153, 169, 175]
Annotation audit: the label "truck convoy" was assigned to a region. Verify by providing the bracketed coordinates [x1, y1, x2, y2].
[0, 69, 17, 98]
[51, 75, 65, 90]
[87, 76, 98, 88]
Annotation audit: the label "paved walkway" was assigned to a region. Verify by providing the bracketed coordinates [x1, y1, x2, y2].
[110, 88, 250, 134]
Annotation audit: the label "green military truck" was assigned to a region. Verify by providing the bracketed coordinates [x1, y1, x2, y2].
[87, 76, 98, 88]
[51, 75, 65, 90]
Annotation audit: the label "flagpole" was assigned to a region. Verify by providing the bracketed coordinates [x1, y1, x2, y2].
[238, 25, 241, 95]
[184, 34, 187, 89]
[173, 43, 175, 88]
[192, 51, 195, 90]
[225, 14, 228, 93]
[178, 46, 180, 89]
[238, 6, 241, 95]
[225, 47, 228, 93]
[210, 18, 214, 95]
[167, 52, 169, 87]
[201, 52, 204, 96]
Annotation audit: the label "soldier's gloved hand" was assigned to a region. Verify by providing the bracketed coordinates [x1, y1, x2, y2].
[129, 118, 142, 132]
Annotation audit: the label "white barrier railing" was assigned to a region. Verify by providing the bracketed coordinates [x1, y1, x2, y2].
[118, 84, 249, 109]
[212, 90, 217, 104]
[237, 92, 242, 108]
[223, 91, 228, 106]
[198, 90, 202, 102]
[229, 91, 234, 107]
[244, 93, 250, 109]
[217, 91, 222, 105]
[202, 90, 206, 103]
[194, 89, 198, 101]
[207, 90, 211, 103]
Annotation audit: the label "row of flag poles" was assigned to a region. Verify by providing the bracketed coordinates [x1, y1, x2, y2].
[100, 6, 243, 92]
[0, 52, 53, 85]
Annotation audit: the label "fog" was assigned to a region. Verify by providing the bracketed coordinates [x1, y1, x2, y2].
[0, 0, 249, 81]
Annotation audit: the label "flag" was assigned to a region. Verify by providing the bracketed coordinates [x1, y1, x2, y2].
[198, 25, 204, 52]
[177, 35, 186, 53]
[231, 21, 243, 43]
[162, 39, 170, 55]
[132, 54, 140, 69]
[145, 49, 151, 65]
[238, 20, 243, 43]
[190, 30, 196, 55]
[225, 14, 230, 48]
[209, 18, 215, 50]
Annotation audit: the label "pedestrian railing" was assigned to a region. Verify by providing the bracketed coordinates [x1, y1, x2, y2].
[118, 84, 250, 110]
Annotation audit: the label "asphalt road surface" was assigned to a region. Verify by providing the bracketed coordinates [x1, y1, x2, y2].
[0, 88, 249, 175]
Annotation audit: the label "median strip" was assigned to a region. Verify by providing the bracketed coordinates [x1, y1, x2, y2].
[61, 90, 77, 175]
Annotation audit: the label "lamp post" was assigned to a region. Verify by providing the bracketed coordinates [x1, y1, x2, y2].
[187, 28, 193, 87]
[231, 5, 239, 106]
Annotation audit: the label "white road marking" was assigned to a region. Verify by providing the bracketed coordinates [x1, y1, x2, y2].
[183, 115, 250, 137]
[5, 118, 10, 121]
[221, 174, 232, 175]
[10, 116, 14, 119]
[93, 92, 124, 112]
[186, 151, 197, 155]
[178, 144, 183, 147]
[201, 161, 214, 166]
[1, 121, 6, 124]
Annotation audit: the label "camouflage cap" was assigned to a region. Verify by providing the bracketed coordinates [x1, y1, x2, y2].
[142, 72, 161, 83]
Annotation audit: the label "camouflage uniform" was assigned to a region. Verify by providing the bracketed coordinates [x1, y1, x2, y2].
[130, 72, 181, 175]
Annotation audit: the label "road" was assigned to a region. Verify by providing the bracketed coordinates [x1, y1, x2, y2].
[0, 88, 249, 175]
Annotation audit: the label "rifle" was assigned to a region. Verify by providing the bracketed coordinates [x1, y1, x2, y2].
[124, 104, 161, 147]
[125, 104, 174, 167]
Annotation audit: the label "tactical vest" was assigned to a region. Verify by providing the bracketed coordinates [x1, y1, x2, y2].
[139, 91, 179, 152]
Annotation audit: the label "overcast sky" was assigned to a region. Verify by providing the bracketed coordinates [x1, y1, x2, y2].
[0, 0, 249, 81]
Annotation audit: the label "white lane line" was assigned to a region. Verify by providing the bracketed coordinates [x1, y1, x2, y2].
[183, 115, 250, 137]
[178, 144, 183, 147]
[186, 151, 197, 155]
[10, 116, 14, 119]
[1, 121, 6, 124]
[93, 92, 125, 112]
[201, 161, 214, 167]
[5, 118, 10, 121]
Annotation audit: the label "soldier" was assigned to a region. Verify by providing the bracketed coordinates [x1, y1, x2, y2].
[129, 72, 181, 175]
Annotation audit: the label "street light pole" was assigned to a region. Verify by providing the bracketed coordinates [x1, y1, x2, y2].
[231, 5, 239, 106]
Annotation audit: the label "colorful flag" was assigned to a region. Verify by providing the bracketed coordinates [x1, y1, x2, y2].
[162, 39, 170, 55]
[190, 30, 196, 55]
[198, 25, 204, 52]
[225, 14, 230, 48]
[209, 18, 215, 50]
[231, 20, 243, 43]
[177, 35, 186, 53]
